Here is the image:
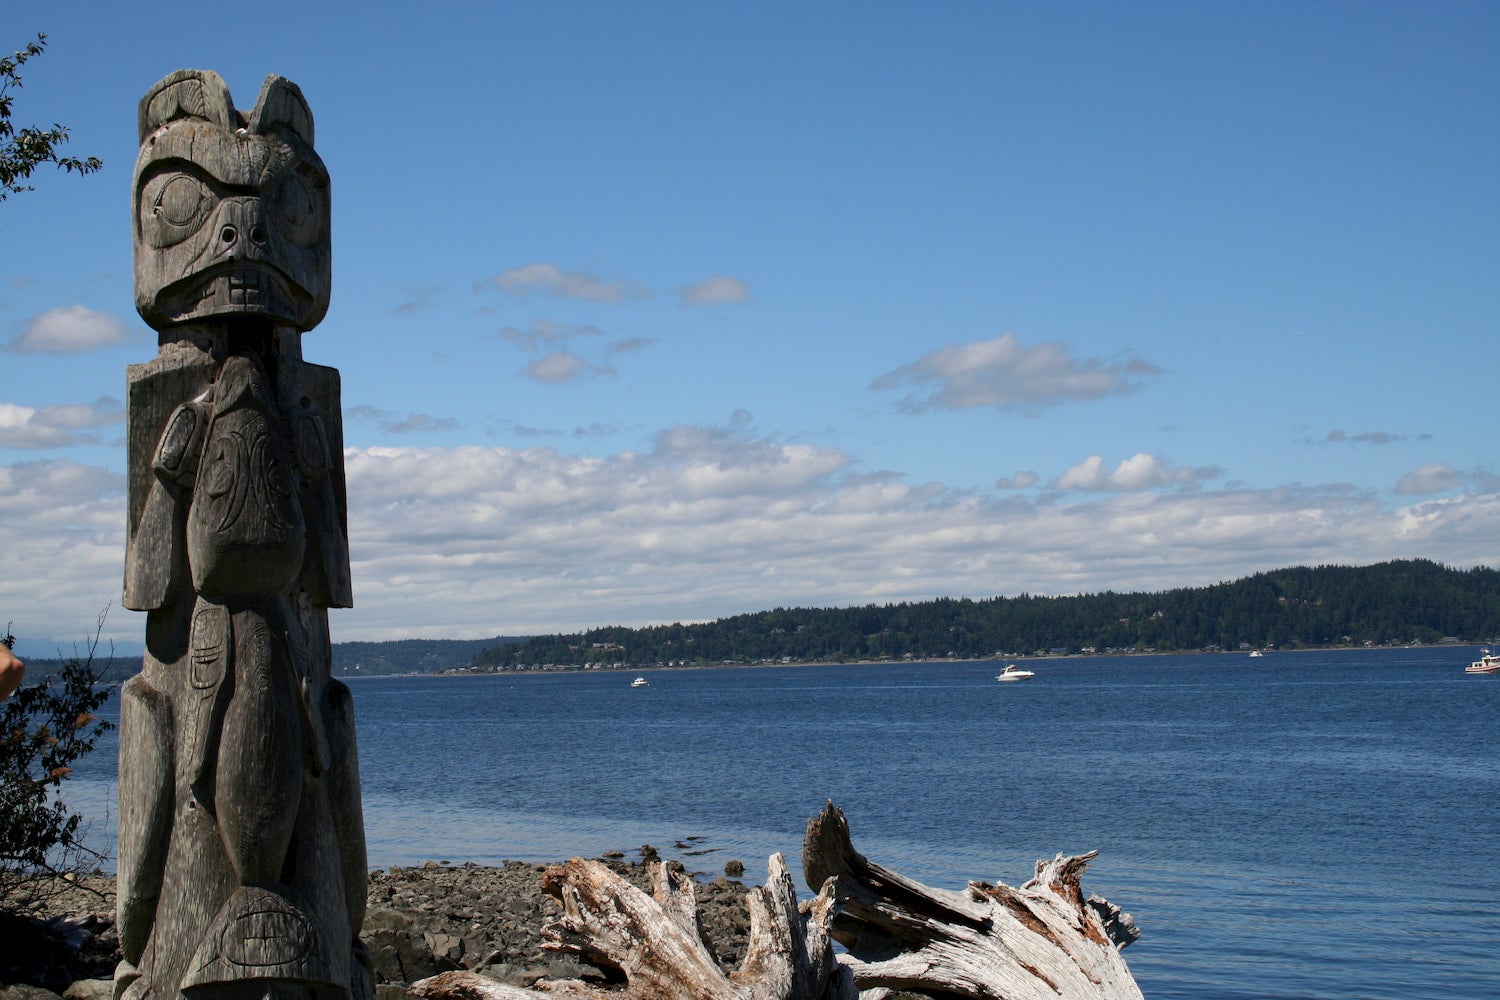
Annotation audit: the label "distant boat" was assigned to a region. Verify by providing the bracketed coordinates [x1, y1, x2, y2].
[631, 676, 649, 687]
[1249, 650, 1265, 658]
[996, 664, 1035, 682]
[1466, 649, 1499, 675]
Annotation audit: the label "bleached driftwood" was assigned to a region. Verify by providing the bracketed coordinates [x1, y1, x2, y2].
[802, 802, 1143, 1000]
[409, 852, 856, 1000]
[410, 802, 1142, 1000]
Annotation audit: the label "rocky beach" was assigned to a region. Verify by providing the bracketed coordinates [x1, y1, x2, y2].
[0, 851, 753, 999]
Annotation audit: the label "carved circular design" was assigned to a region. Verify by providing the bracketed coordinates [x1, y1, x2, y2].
[217, 904, 312, 968]
[138, 169, 215, 248]
[157, 176, 205, 226]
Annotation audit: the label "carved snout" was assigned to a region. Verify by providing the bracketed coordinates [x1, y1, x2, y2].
[210, 198, 272, 264]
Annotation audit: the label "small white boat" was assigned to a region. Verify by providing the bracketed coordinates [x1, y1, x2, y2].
[1466, 650, 1499, 674]
[996, 664, 1035, 682]
[1248, 650, 1265, 658]
[630, 676, 649, 687]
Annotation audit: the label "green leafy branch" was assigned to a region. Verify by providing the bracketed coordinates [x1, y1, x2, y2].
[1, 33, 102, 202]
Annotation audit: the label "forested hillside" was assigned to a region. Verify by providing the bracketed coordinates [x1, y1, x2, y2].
[470, 560, 1500, 670]
[20, 635, 521, 681]
[331, 636, 522, 676]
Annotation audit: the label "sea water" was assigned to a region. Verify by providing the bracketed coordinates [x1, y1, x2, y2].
[65, 646, 1500, 998]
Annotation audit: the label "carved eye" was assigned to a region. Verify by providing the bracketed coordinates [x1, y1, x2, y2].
[139, 170, 215, 247]
[270, 169, 325, 247]
[157, 176, 204, 225]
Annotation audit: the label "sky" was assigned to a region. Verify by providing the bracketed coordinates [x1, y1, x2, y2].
[2, 1, 1497, 653]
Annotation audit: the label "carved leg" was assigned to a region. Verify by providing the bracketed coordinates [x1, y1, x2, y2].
[215, 608, 304, 886]
[116, 674, 174, 970]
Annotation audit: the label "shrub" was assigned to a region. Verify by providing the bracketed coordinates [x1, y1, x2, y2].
[0, 611, 114, 903]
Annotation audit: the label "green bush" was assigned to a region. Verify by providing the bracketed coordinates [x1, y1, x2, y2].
[0, 613, 114, 902]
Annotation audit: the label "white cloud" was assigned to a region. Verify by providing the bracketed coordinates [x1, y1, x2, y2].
[1050, 453, 1222, 492]
[680, 276, 750, 305]
[495, 320, 605, 351]
[995, 471, 1040, 490]
[390, 283, 443, 316]
[1395, 462, 1461, 496]
[326, 442, 1500, 640]
[0, 404, 73, 449]
[8, 427, 1499, 647]
[871, 333, 1161, 413]
[347, 406, 459, 434]
[522, 351, 616, 384]
[0, 398, 124, 449]
[1317, 429, 1404, 446]
[605, 337, 652, 356]
[0, 459, 128, 643]
[8, 306, 138, 353]
[482, 263, 648, 303]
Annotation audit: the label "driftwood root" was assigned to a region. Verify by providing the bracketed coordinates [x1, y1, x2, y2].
[803, 801, 1143, 1000]
[410, 852, 854, 1000]
[411, 801, 1143, 1000]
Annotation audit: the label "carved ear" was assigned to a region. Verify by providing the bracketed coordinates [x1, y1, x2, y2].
[138, 69, 236, 142]
[248, 75, 315, 146]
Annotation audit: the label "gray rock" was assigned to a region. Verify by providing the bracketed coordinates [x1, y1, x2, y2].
[544, 956, 598, 982]
[363, 907, 415, 932]
[60, 981, 112, 1000]
[423, 932, 464, 963]
[1, 987, 64, 1000]
[11, 854, 754, 990]
[475, 964, 526, 988]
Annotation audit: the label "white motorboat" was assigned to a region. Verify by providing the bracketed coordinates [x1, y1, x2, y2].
[1466, 650, 1499, 675]
[1248, 650, 1265, 658]
[631, 676, 649, 687]
[996, 664, 1035, 682]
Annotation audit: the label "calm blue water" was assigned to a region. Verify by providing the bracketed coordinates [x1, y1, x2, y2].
[67, 646, 1500, 998]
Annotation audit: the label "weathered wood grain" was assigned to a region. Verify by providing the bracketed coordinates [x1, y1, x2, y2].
[803, 802, 1143, 1000]
[118, 68, 368, 1000]
[410, 854, 856, 1000]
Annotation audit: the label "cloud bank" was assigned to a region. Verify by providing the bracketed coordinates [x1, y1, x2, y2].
[1395, 462, 1461, 496]
[0, 398, 124, 449]
[1051, 453, 1223, 492]
[6, 427, 1497, 647]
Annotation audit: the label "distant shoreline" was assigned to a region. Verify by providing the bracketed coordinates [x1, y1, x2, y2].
[337, 641, 1481, 681]
[22, 640, 1480, 681]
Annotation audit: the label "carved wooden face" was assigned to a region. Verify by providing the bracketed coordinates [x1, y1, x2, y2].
[133, 70, 330, 332]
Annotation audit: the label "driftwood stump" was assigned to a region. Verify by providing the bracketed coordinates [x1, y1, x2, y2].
[410, 803, 1141, 1000]
[410, 853, 855, 999]
[803, 802, 1142, 1000]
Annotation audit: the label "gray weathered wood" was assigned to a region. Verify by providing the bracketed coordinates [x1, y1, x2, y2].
[117, 68, 368, 1000]
[410, 854, 856, 1000]
[803, 802, 1143, 1000]
[410, 800, 1143, 1000]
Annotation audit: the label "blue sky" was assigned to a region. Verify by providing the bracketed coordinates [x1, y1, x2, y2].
[3, 1, 1497, 651]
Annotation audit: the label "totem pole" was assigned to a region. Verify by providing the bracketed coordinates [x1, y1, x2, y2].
[117, 70, 370, 1000]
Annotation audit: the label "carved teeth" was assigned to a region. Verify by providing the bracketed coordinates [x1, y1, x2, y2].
[226, 270, 264, 305]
